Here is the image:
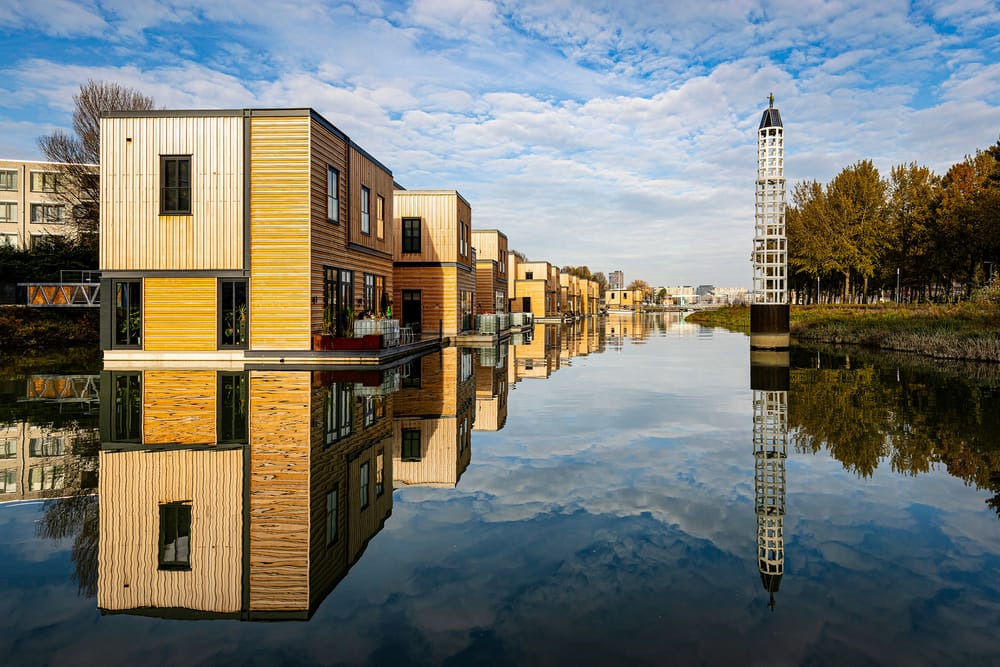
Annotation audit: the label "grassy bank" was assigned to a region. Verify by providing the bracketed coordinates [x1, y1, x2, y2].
[686, 302, 1000, 362]
[0, 306, 99, 353]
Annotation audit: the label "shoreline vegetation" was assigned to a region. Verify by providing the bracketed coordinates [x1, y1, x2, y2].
[686, 300, 1000, 363]
[0, 307, 100, 371]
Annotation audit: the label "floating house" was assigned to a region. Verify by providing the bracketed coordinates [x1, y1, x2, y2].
[470, 229, 509, 315]
[99, 108, 397, 361]
[604, 288, 643, 311]
[393, 190, 476, 338]
[474, 345, 508, 432]
[510, 258, 560, 320]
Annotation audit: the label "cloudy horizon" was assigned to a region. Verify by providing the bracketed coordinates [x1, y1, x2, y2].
[2, 0, 999, 287]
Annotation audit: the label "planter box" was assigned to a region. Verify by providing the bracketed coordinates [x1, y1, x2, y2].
[314, 334, 384, 351]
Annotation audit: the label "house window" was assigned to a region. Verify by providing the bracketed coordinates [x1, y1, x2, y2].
[323, 266, 354, 337]
[1, 437, 15, 459]
[160, 156, 191, 215]
[327, 166, 339, 223]
[0, 202, 16, 222]
[375, 449, 385, 496]
[363, 395, 382, 428]
[29, 436, 64, 457]
[30, 204, 65, 223]
[326, 486, 338, 546]
[361, 185, 370, 235]
[401, 358, 422, 388]
[217, 372, 248, 444]
[324, 382, 353, 445]
[159, 502, 192, 570]
[459, 221, 468, 257]
[0, 169, 16, 191]
[0, 233, 16, 247]
[111, 372, 142, 442]
[376, 194, 385, 239]
[359, 461, 370, 509]
[29, 465, 65, 491]
[363, 273, 377, 315]
[219, 279, 248, 348]
[401, 429, 421, 461]
[30, 171, 62, 193]
[114, 280, 142, 347]
[402, 218, 421, 253]
[0, 469, 14, 494]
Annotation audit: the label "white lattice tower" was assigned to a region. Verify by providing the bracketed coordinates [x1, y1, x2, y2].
[754, 388, 787, 608]
[753, 94, 786, 306]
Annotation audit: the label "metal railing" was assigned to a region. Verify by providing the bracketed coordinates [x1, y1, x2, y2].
[353, 318, 400, 347]
[23, 282, 101, 307]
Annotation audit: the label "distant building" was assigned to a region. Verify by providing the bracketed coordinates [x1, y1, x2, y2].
[609, 270, 624, 290]
[696, 284, 715, 297]
[0, 158, 97, 249]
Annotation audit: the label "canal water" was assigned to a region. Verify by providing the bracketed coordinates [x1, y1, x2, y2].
[2, 314, 999, 665]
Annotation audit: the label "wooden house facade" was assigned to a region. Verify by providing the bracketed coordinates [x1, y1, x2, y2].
[605, 288, 644, 311]
[392, 190, 476, 337]
[510, 260, 559, 320]
[99, 109, 395, 361]
[560, 272, 582, 315]
[470, 229, 509, 314]
[98, 367, 393, 620]
[473, 345, 508, 432]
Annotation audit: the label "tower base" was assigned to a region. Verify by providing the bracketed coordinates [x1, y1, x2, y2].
[750, 304, 789, 350]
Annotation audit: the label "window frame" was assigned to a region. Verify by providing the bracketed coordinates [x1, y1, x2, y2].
[0, 201, 16, 223]
[375, 448, 385, 497]
[158, 502, 192, 571]
[218, 278, 249, 349]
[360, 185, 371, 235]
[217, 372, 248, 444]
[0, 169, 16, 191]
[30, 203, 65, 224]
[401, 429, 421, 461]
[376, 194, 385, 239]
[359, 461, 370, 510]
[113, 279, 142, 349]
[402, 218, 421, 253]
[326, 485, 339, 546]
[323, 382, 353, 446]
[160, 155, 192, 216]
[30, 171, 62, 193]
[327, 166, 339, 224]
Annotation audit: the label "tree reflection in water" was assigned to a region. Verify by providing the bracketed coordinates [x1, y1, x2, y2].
[789, 346, 1000, 515]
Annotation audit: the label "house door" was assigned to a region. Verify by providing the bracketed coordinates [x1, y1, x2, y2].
[522, 297, 531, 314]
[402, 290, 421, 333]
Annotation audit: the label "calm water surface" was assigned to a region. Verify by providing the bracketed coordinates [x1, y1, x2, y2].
[2, 314, 999, 666]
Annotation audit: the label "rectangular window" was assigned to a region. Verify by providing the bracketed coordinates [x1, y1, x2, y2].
[525, 272, 533, 280]
[376, 194, 385, 239]
[30, 203, 65, 223]
[29, 465, 65, 491]
[359, 461, 370, 509]
[402, 218, 421, 253]
[0, 169, 16, 191]
[0, 233, 16, 247]
[30, 171, 62, 193]
[401, 358, 421, 388]
[327, 166, 339, 223]
[217, 372, 248, 444]
[402, 429, 421, 461]
[324, 382, 353, 445]
[159, 502, 192, 570]
[219, 279, 248, 348]
[114, 280, 142, 347]
[326, 486, 338, 546]
[361, 185, 370, 234]
[160, 155, 191, 215]
[459, 221, 468, 257]
[0, 468, 14, 494]
[29, 436, 64, 457]
[0, 202, 16, 222]
[375, 449, 385, 496]
[1, 437, 16, 459]
[363, 395, 381, 428]
[363, 273, 376, 315]
[375, 275, 385, 318]
[112, 372, 142, 442]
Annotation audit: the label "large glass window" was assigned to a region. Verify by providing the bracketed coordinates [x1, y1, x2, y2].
[402, 429, 421, 461]
[323, 267, 355, 337]
[402, 218, 421, 253]
[363, 273, 379, 316]
[30, 203, 65, 223]
[30, 171, 62, 193]
[361, 185, 370, 235]
[219, 279, 248, 348]
[0, 169, 16, 191]
[160, 156, 191, 215]
[0, 202, 16, 222]
[114, 280, 142, 347]
[159, 502, 192, 570]
[327, 166, 339, 223]
[324, 382, 353, 445]
[112, 372, 142, 442]
[218, 372, 248, 444]
[376, 194, 385, 239]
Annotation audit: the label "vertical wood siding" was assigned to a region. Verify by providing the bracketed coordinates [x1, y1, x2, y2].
[393, 191, 473, 269]
[143, 370, 217, 445]
[250, 116, 311, 350]
[143, 277, 217, 351]
[248, 370, 311, 611]
[100, 115, 244, 271]
[97, 448, 243, 613]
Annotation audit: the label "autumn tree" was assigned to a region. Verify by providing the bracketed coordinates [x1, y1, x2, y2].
[885, 163, 940, 299]
[37, 80, 154, 240]
[626, 279, 652, 302]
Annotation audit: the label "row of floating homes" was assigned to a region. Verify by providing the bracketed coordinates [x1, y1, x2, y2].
[1, 323, 635, 619]
[96, 107, 603, 364]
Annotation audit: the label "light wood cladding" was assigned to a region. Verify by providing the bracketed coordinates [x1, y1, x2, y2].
[393, 264, 475, 335]
[348, 145, 395, 254]
[143, 370, 217, 445]
[250, 116, 311, 350]
[393, 191, 473, 268]
[100, 115, 244, 271]
[143, 277, 217, 351]
[97, 448, 243, 614]
[248, 370, 311, 611]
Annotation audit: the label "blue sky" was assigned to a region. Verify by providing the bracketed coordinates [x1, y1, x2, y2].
[2, 1, 999, 287]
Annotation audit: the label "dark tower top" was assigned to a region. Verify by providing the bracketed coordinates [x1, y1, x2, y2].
[759, 93, 782, 129]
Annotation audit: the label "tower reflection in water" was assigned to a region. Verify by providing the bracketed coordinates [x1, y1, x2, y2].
[750, 351, 790, 610]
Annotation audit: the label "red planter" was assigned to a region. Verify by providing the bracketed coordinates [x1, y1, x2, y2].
[313, 334, 384, 351]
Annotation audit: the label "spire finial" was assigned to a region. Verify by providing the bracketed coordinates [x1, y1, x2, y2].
[768, 92, 774, 108]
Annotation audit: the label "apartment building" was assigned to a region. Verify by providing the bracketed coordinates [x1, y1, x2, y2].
[0, 159, 97, 249]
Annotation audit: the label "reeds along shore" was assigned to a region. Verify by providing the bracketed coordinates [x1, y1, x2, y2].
[685, 299, 1000, 363]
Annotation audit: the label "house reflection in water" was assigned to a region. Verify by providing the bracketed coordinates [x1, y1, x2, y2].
[474, 345, 508, 432]
[97, 366, 396, 620]
[393, 347, 475, 488]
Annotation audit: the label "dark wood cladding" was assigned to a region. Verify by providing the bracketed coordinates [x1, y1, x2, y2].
[750, 304, 789, 334]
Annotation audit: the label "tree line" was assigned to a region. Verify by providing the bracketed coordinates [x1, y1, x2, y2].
[786, 139, 1000, 303]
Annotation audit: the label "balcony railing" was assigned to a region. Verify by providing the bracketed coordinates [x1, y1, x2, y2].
[353, 318, 401, 347]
